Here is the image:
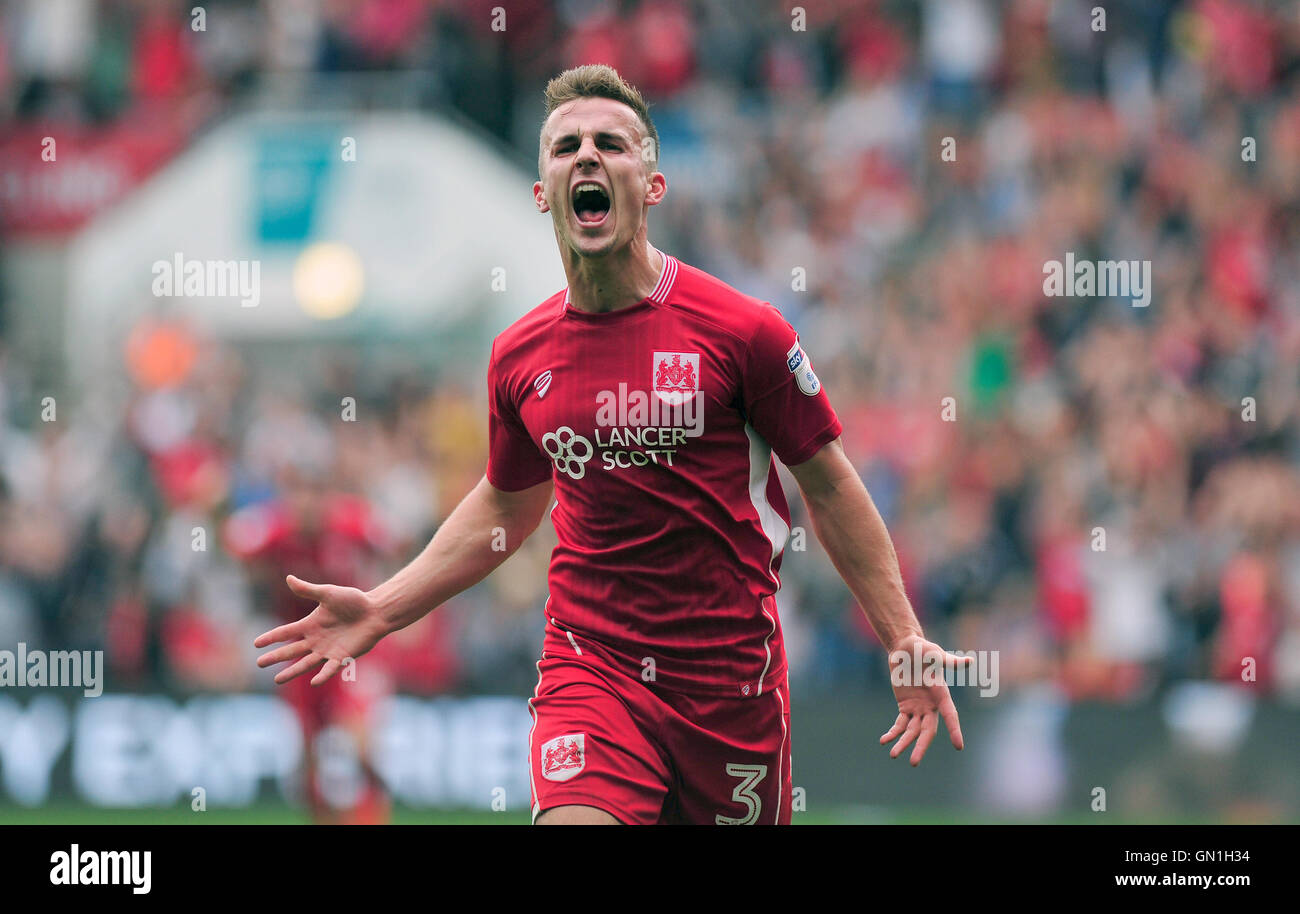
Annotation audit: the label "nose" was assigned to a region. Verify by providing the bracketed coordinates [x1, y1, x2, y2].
[575, 135, 600, 169]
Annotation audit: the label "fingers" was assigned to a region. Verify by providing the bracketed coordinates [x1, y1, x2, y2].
[254, 574, 329, 650]
[889, 715, 922, 759]
[910, 713, 938, 766]
[939, 694, 965, 750]
[311, 658, 343, 686]
[254, 619, 305, 649]
[260, 645, 346, 688]
[274, 651, 327, 685]
[286, 574, 329, 602]
[880, 712, 909, 744]
[256, 640, 313, 669]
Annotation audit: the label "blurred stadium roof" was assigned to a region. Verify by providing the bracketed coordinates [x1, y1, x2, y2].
[62, 109, 566, 386]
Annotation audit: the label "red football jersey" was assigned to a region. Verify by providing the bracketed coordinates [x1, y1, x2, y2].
[487, 250, 842, 697]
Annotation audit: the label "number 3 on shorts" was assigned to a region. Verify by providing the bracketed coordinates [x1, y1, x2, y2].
[715, 763, 769, 825]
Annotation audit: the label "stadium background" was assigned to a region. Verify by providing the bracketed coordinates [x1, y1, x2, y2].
[0, 0, 1297, 824]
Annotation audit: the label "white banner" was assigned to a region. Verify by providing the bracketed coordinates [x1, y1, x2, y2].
[0, 693, 531, 810]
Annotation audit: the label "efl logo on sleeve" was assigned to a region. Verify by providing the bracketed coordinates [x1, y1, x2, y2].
[786, 338, 821, 396]
[540, 733, 586, 782]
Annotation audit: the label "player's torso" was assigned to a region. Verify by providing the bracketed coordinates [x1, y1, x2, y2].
[492, 261, 802, 695]
[513, 306, 748, 495]
[508, 293, 791, 615]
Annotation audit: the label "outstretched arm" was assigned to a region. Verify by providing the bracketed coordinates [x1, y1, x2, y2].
[255, 473, 554, 685]
[785, 438, 970, 766]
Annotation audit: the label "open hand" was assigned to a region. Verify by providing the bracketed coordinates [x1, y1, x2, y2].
[879, 633, 971, 766]
[254, 575, 389, 686]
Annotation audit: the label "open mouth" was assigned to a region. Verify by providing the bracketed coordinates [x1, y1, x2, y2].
[572, 182, 611, 226]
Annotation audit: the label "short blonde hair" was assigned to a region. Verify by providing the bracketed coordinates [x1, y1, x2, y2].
[539, 64, 659, 175]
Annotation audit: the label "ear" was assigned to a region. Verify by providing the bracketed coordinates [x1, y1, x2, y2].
[644, 171, 667, 207]
[533, 180, 549, 214]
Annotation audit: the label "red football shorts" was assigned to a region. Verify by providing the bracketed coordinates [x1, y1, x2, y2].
[528, 652, 792, 825]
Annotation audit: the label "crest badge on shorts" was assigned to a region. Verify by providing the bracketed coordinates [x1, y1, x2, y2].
[540, 733, 586, 782]
[786, 338, 821, 396]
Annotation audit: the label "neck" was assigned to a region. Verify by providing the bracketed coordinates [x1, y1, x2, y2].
[563, 235, 663, 314]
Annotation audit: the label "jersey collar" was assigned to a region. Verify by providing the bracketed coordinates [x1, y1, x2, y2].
[562, 245, 678, 314]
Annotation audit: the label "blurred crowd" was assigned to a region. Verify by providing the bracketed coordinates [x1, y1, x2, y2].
[1, 0, 1299, 703]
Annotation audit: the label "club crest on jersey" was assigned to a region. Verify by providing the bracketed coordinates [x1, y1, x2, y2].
[786, 338, 821, 396]
[652, 351, 700, 405]
[540, 733, 586, 782]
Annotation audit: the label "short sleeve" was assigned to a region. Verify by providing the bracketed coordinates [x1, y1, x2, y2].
[485, 339, 553, 492]
[740, 304, 842, 466]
